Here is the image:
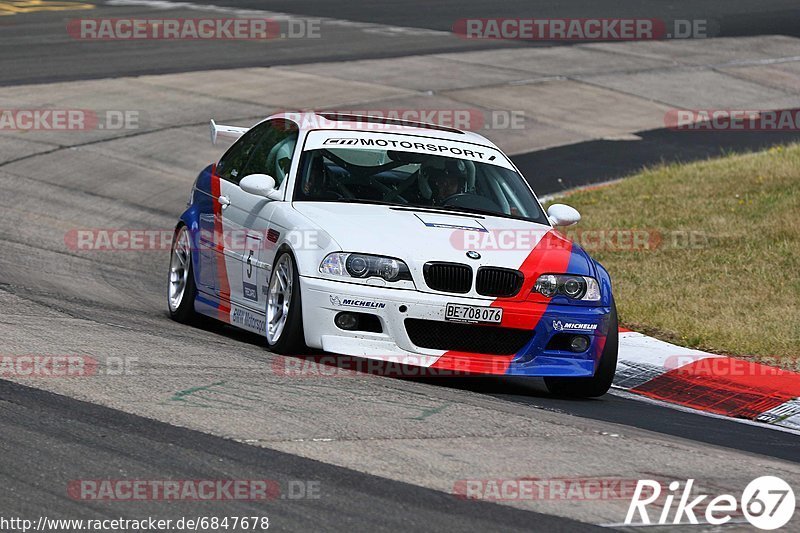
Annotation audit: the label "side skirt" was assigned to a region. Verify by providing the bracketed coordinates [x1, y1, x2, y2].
[195, 291, 267, 337]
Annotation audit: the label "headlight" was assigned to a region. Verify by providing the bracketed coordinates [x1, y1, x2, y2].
[533, 274, 600, 301]
[320, 253, 412, 282]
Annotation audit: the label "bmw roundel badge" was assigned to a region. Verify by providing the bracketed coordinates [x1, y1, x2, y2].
[466, 251, 481, 260]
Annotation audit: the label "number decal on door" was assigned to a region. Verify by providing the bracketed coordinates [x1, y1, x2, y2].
[242, 235, 261, 302]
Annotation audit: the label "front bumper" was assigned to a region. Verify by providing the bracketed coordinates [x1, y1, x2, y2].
[300, 275, 612, 377]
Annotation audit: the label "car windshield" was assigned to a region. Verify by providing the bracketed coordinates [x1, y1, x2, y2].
[293, 146, 548, 224]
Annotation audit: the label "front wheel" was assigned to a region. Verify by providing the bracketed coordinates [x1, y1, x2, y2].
[265, 251, 306, 354]
[544, 301, 619, 398]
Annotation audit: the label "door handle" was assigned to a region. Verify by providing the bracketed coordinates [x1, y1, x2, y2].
[218, 195, 230, 209]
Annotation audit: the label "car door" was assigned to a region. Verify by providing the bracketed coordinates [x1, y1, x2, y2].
[197, 120, 271, 303]
[222, 119, 299, 311]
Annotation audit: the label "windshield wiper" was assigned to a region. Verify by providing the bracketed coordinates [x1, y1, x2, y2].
[390, 206, 484, 219]
[417, 204, 544, 224]
[432, 204, 506, 218]
[321, 198, 533, 222]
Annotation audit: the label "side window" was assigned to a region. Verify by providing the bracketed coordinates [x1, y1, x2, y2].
[216, 122, 270, 184]
[240, 119, 299, 189]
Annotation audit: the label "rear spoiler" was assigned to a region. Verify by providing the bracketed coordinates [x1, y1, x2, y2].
[209, 119, 248, 145]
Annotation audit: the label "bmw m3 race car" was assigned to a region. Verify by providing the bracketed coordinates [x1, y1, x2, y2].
[168, 113, 618, 397]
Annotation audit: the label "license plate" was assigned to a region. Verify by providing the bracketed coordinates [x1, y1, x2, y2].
[445, 303, 503, 324]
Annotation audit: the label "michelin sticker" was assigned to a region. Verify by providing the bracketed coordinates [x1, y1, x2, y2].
[553, 321, 598, 332]
[330, 295, 386, 309]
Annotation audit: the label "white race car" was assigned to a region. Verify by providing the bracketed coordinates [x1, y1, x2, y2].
[168, 113, 618, 396]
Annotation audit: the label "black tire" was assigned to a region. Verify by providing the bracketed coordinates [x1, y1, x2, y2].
[265, 250, 307, 354]
[167, 224, 200, 324]
[544, 300, 619, 398]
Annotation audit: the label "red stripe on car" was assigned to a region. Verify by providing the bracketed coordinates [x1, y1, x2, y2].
[211, 168, 231, 323]
[431, 230, 573, 374]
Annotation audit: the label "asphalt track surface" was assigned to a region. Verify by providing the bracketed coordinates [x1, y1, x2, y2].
[3, 0, 800, 85]
[6, 0, 800, 191]
[518, 129, 800, 194]
[191, 0, 800, 36]
[0, 379, 600, 532]
[435, 378, 800, 464]
[2, 1, 800, 531]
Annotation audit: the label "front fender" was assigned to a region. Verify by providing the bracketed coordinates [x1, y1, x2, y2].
[177, 164, 214, 288]
[593, 259, 613, 307]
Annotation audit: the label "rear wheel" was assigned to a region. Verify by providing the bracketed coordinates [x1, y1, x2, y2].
[167, 225, 199, 324]
[545, 301, 619, 398]
[266, 251, 306, 354]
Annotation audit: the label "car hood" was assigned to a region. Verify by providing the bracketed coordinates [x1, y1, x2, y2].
[292, 202, 594, 278]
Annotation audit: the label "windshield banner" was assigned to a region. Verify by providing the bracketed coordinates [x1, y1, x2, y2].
[303, 130, 515, 170]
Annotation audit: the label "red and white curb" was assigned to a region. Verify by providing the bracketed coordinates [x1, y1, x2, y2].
[615, 329, 800, 431]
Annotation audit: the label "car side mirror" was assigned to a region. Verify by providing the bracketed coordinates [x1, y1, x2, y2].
[240, 174, 282, 200]
[547, 203, 581, 227]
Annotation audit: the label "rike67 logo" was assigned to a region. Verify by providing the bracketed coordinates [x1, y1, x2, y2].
[626, 476, 795, 530]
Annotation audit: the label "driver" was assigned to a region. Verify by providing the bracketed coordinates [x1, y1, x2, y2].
[302, 154, 330, 197]
[302, 153, 344, 200]
[427, 166, 463, 205]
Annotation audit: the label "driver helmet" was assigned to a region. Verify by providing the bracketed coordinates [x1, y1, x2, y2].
[427, 165, 465, 203]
